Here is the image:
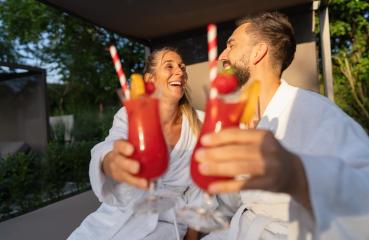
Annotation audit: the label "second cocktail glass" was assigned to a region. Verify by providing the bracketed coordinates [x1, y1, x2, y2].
[177, 95, 245, 232]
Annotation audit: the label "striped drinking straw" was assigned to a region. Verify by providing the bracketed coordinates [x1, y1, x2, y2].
[109, 45, 130, 99]
[207, 23, 218, 99]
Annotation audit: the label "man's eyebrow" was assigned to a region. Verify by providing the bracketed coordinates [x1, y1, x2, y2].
[227, 38, 235, 45]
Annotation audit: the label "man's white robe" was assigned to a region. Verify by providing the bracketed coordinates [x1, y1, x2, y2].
[204, 80, 369, 240]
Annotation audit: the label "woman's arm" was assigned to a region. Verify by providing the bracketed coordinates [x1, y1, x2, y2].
[89, 107, 147, 207]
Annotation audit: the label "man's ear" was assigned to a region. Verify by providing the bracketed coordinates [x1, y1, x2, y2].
[251, 43, 268, 65]
[144, 73, 154, 83]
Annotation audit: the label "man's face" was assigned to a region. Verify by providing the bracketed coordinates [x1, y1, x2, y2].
[219, 23, 254, 86]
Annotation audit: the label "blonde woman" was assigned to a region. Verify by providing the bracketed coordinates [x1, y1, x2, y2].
[68, 48, 205, 240]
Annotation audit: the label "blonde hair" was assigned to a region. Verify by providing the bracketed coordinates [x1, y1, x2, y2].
[144, 47, 201, 136]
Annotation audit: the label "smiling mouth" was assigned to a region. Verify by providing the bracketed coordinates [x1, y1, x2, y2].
[223, 61, 231, 70]
[168, 81, 184, 87]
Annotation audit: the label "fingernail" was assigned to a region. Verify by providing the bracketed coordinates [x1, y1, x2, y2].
[140, 179, 148, 189]
[125, 144, 134, 155]
[195, 149, 205, 162]
[131, 162, 139, 173]
[201, 134, 211, 145]
[199, 162, 208, 174]
[208, 184, 218, 193]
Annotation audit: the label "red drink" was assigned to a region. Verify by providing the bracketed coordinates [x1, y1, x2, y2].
[191, 98, 245, 190]
[125, 97, 169, 180]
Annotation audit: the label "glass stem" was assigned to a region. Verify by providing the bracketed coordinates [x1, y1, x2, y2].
[203, 192, 213, 210]
[149, 181, 155, 195]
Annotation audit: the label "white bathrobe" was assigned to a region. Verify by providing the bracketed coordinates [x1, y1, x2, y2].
[203, 81, 369, 240]
[68, 108, 206, 240]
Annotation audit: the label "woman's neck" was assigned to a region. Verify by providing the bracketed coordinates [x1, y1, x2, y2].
[159, 100, 181, 127]
[159, 100, 182, 150]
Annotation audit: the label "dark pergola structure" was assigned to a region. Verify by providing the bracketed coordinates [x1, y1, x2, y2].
[0, 62, 48, 156]
[38, 0, 313, 41]
[38, 0, 334, 107]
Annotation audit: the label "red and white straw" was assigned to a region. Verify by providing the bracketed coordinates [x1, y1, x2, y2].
[109, 45, 130, 99]
[207, 24, 218, 98]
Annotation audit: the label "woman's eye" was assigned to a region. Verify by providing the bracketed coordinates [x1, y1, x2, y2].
[165, 64, 173, 69]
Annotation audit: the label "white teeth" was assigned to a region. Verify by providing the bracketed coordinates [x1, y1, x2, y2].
[224, 65, 231, 70]
[169, 81, 182, 86]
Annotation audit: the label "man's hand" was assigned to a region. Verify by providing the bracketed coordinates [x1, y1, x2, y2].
[195, 128, 311, 211]
[102, 140, 148, 189]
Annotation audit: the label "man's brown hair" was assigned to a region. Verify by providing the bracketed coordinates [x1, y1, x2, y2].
[238, 12, 296, 73]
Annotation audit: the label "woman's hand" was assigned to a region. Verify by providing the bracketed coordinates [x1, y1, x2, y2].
[102, 140, 148, 189]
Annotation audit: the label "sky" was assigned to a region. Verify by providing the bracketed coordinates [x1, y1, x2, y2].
[14, 39, 63, 84]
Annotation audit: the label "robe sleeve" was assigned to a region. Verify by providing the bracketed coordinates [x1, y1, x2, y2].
[89, 107, 145, 208]
[297, 112, 369, 239]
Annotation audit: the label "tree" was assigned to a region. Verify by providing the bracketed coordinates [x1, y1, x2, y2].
[329, 0, 369, 132]
[0, 29, 18, 62]
[0, 0, 145, 113]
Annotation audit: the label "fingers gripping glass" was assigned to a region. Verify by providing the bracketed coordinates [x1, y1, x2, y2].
[177, 96, 246, 232]
[119, 93, 176, 214]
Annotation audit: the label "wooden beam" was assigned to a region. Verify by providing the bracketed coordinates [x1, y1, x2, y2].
[319, 3, 334, 101]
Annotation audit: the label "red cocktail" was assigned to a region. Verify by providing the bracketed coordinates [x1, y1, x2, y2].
[125, 97, 169, 180]
[178, 96, 245, 232]
[191, 98, 245, 190]
[120, 96, 175, 214]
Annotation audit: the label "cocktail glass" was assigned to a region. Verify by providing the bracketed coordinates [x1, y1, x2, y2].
[177, 95, 245, 232]
[121, 95, 175, 214]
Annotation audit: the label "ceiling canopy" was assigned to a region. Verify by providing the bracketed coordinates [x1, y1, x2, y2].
[38, 0, 313, 42]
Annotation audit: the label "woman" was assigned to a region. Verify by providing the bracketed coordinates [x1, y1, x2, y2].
[68, 47, 204, 240]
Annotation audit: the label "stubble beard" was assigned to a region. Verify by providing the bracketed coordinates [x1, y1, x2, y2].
[233, 65, 250, 87]
[231, 55, 250, 87]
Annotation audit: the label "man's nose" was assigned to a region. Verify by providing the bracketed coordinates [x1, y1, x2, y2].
[218, 49, 228, 62]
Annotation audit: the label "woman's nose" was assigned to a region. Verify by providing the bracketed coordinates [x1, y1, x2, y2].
[174, 66, 184, 76]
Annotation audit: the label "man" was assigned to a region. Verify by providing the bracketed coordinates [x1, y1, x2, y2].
[198, 12, 369, 239]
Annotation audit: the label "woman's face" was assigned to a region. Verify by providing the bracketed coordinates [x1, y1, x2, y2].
[150, 51, 187, 103]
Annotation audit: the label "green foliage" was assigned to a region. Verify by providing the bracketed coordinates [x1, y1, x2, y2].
[0, 152, 43, 218]
[0, 35, 18, 62]
[0, 105, 116, 221]
[0, 140, 96, 221]
[329, 0, 369, 132]
[72, 107, 117, 142]
[50, 121, 66, 144]
[42, 142, 72, 199]
[0, 0, 145, 112]
[63, 141, 96, 190]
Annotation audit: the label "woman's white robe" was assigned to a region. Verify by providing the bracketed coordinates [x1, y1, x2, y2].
[68, 108, 205, 240]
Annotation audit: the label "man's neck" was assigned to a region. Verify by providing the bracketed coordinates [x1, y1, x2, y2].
[259, 75, 280, 115]
[245, 73, 280, 125]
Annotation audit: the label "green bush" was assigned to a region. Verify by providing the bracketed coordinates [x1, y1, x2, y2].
[0, 108, 116, 221]
[63, 141, 96, 191]
[50, 121, 66, 144]
[72, 107, 116, 142]
[0, 140, 99, 221]
[0, 152, 43, 219]
[42, 142, 73, 199]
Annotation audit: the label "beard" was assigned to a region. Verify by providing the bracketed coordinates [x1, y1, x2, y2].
[233, 64, 250, 87]
[229, 54, 251, 87]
